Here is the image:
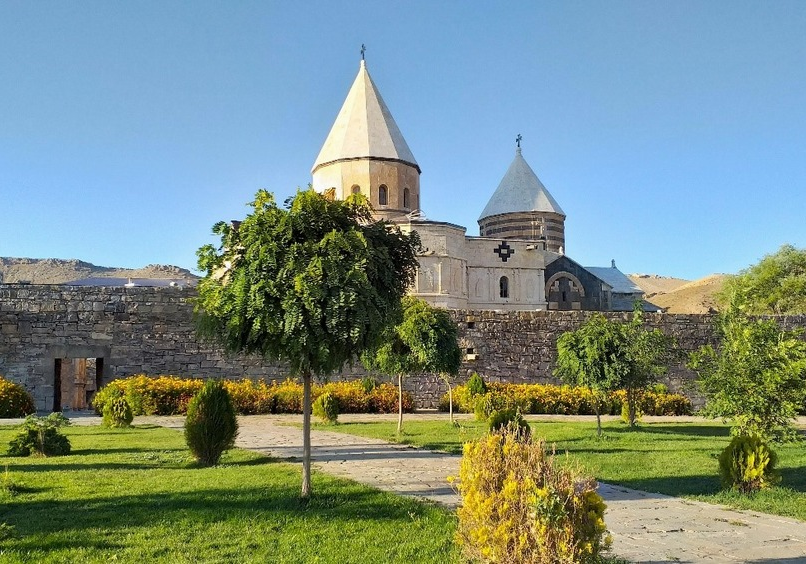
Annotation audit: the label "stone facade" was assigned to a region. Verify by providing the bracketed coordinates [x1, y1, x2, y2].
[4, 284, 805, 410]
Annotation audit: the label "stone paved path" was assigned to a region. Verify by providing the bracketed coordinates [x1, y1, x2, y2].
[6, 413, 806, 563]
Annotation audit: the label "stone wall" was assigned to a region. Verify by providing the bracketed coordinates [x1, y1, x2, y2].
[2, 284, 805, 411]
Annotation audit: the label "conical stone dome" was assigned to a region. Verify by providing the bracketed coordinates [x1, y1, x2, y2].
[312, 60, 419, 173]
[311, 60, 420, 222]
[478, 148, 566, 252]
[479, 148, 564, 220]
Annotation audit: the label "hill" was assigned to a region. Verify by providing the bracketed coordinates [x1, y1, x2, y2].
[630, 273, 728, 314]
[0, 257, 198, 285]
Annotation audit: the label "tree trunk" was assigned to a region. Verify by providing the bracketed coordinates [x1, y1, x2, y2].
[446, 376, 454, 425]
[594, 397, 602, 437]
[627, 387, 637, 428]
[397, 373, 403, 434]
[301, 371, 312, 499]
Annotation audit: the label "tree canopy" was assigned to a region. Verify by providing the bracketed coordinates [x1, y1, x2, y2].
[689, 303, 806, 442]
[719, 244, 806, 315]
[194, 188, 420, 495]
[362, 296, 461, 431]
[555, 309, 674, 432]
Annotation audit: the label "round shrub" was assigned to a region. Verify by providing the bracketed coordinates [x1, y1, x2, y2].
[102, 397, 133, 428]
[313, 392, 339, 424]
[0, 376, 35, 418]
[488, 408, 530, 436]
[184, 380, 238, 466]
[466, 372, 487, 397]
[455, 429, 610, 563]
[719, 435, 779, 493]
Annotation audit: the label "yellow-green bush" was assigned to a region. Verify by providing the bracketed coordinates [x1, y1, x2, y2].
[313, 392, 339, 423]
[453, 428, 610, 563]
[440, 382, 692, 416]
[718, 435, 779, 493]
[93, 375, 414, 416]
[0, 376, 35, 418]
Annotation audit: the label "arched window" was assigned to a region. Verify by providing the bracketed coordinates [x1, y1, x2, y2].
[351, 185, 361, 195]
[378, 184, 388, 206]
[499, 276, 509, 299]
[403, 187, 410, 209]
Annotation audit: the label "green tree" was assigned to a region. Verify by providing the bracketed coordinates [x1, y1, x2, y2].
[555, 309, 674, 434]
[363, 297, 462, 432]
[619, 309, 676, 427]
[555, 313, 625, 436]
[719, 244, 806, 314]
[688, 303, 806, 442]
[195, 188, 419, 497]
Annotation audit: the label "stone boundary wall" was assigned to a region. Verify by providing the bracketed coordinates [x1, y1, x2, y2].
[2, 285, 805, 410]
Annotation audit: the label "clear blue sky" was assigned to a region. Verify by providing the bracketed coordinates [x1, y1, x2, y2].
[2, 1, 804, 280]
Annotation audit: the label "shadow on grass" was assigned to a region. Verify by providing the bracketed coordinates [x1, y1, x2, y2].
[608, 474, 721, 497]
[71, 447, 186, 455]
[603, 424, 730, 438]
[1, 481, 439, 545]
[778, 466, 806, 493]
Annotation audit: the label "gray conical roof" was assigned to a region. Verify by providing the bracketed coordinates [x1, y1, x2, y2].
[479, 148, 564, 220]
[312, 60, 419, 173]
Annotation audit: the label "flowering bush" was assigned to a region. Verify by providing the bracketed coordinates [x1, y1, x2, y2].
[440, 382, 692, 416]
[93, 375, 414, 416]
[453, 427, 610, 563]
[0, 376, 35, 418]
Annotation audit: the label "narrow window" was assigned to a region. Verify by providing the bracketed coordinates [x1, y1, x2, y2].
[351, 185, 360, 195]
[403, 187, 410, 209]
[499, 276, 509, 298]
[378, 184, 388, 205]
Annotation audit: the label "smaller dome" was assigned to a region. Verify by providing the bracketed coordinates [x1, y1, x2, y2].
[479, 148, 565, 220]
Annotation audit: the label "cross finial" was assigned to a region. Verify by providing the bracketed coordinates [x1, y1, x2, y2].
[360, 44, 366, 60]
[516, 134, 522, 148]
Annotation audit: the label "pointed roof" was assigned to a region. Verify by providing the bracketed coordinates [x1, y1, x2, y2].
[478, 148, 564, 220]
[312, 60, 419, 173]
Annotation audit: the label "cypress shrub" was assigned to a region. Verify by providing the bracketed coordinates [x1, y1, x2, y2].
[102, 397, 133, 428]
[488, 408, 530, 436]
[312, 392, 339, 424]
[466, 373, 487, 397]
[718, 435, 779, 493]
[184, 380, 238, 466]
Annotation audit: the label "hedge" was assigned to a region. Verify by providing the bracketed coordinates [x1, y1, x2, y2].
[92, 375, 413, 416]
[439, 382, 693, 416]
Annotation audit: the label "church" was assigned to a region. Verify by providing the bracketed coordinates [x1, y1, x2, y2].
[311, 57, 656, 313]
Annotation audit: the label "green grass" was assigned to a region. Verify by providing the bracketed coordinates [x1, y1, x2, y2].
[321, 419, 806, 521]
[0, 424, 459, 563]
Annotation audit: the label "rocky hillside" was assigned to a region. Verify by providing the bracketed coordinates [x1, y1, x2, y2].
[630, 273, 728, 314]
[0, 258, 198, 285]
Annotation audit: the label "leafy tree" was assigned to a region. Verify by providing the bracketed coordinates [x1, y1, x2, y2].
[719, 244, 806, 314]
[555, 309, 674, 434]
[555, 313, 625, 436]
[362, 297, 462, 432]
[689, 302, 806, 442]
[619, 309, 677, 427]
[195, 188, 419, 497]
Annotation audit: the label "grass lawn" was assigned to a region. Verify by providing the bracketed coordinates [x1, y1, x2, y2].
[0, 424, 459, 563]
[320, 418, 806, 521]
